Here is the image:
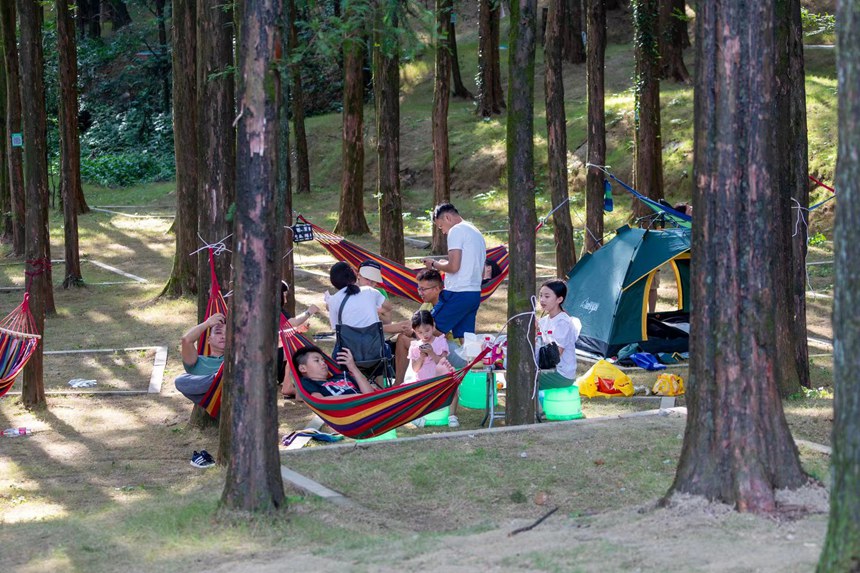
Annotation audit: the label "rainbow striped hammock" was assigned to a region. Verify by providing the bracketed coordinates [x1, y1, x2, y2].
[280, 317, 490, 439]
[0, 293, 41, 398]
[196, 249, 229, 417]
[296, 215, 509, 303]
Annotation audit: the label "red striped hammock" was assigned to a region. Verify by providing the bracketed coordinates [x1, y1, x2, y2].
[0, 293, 41, 398]
[296, 216, 509, 303]
[195, 248, 228, 417]
[279, 316, 489, 439]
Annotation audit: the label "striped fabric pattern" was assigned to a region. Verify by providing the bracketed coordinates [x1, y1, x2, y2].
[280, 318, 489, 439]
[297, 216, 509, 303]
[197, 248, 228, 357]
[0, 294, 41, 398]
[198, 362, 225, 418]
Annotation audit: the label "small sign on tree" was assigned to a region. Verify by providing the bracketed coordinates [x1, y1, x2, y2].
[291, 223, 314, 242]
[11, 133, 23, 148]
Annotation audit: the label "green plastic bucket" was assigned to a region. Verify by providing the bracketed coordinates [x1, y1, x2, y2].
[542, 386, 584, 421]
[423, 405, 450, 426]
[459, 371, 498, 409]
[355, 429, 398, 442]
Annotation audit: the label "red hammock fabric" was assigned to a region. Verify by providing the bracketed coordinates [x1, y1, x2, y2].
[297, 216, 509, 303]
[0, 293, 41, 398]
[279, 315, 489, 439]
[197, 248, 228, 357]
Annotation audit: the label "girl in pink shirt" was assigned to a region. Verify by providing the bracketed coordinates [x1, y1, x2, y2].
[405, 310, 451, 384]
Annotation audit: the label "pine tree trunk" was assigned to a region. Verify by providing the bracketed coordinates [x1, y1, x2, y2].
[448, 16, 472, 99]
[562, 0, 585, 64]
[476, 0, 504, 117]
[544, 0, 576, 276]
[163, 0, 199, 298]
[288, 0, 311, 195]
[818, 1, 860, 565]
[631, 0, 663, 222]
[489, 5, 505, 109]
[431, 0, 452, 255]
[666, 0, 807, 512]
[658, 0, 690, 83]
[196, 0, 235, 323]
[57, 0, 85, 288]
[18, 0, 50, 409]
[506, 0, 537, 427]
[584, 0, 606, 254]
[0, 47, 9, 243]
[772, 0, 808, 397]
[334, 20, 370, 236]
[220, 0, 285, 513]
[277, 3, 295, 317]
[0, 0, 25, 256]
[77, 0, 101, 38]
[156, 0, 171, 114]
[374, 2, 404, 265]
[103, 0, 132, 31]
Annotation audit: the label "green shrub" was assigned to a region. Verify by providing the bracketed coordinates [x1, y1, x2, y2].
[80, 151, 174, 188]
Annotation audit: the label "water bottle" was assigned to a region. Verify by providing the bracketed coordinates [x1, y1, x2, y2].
[547, 330, 553, 342]
[603, 179, 614, 212]
[482, 336, 493, 367]
[3, 427, 31, 437]
[536, 330, 544, 348]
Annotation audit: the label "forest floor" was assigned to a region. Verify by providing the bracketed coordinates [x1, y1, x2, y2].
[0, 176, 836, 572]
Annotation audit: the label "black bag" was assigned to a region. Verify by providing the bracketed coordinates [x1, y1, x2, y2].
[537, 342, 561, 370]
[333, 292, 387, 369]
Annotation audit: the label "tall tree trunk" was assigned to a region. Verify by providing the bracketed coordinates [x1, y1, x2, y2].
[562, 0, 585, 64]
[666, 0, 807, 512]
[544, 0, 576, 276]
[277, 4, 296, 317]
[0, 42, 8, 244]
[772, 0, 809, 397]
[334, 12, 370, 236]
[155, 0, 171, 114]
[631, 0, 663, 222]
[57, 0, 85, 288]
[220, 0, 285, 513]
[476, 0, 504, 116]
[431, 0, 452, 255]
[678, 0, 690, 49]
[288, 0, 311, 195]
[448, 14, 472, 99]
[102, 0, 132, 31]
[506, 0, 537, 427]
[163, 0, 199, 297]
[18, 0, 50, 409]
[658, 0, 690, 83]
[77, 0, 101, 38]
[818, 2, 860, 566]
[584, 0, 606, 254]
[374, 1, 404, 264]
[0, 0, 25, 256]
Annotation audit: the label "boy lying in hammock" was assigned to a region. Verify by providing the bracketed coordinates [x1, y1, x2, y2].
[293, 346, 377, 400]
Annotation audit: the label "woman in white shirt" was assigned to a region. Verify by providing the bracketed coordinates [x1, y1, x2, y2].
[326, 262, 392, 330]
[536, 279, 581, 389]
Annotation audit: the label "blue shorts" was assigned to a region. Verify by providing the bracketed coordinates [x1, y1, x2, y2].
[432, 290, 481, 340]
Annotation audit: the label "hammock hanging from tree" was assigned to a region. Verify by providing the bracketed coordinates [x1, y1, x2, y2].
[0, 293, 41, 398]
[280, 318, 490, 439]
[296, 215, 510, 303]
[195, 248, 229, 417]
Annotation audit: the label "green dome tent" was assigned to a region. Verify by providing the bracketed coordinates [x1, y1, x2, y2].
[563, 225, 692, 358]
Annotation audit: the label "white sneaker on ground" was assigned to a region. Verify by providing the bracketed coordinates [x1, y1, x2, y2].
[448, 415, 460, 428]
[413, 416, 426, 428]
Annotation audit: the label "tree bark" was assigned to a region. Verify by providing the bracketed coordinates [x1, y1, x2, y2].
[196, 0, 235, 328]
[155, 0, 171, 114]
[57, 0, 85, 288]
[0, 0, 25, 256]
[0, 42, 9, 244]
[506, 0, 537, 427]
[544, 0, 576, 276]
[77, 0, 101, 38]
[431, 0, 452, 255]
[818, 1, 860, 566]
[659, 0, 690, 83]
[163, 0, 199, 298]
[631, 0, 663, 222]
[277, 4, 296, 317]
[772, 0, 809, 397]
[102, 0, 132, 31]
[18, 0, 50, 408]
[562, 0, 585, 64]
[584, 0, 606, 254]
[220, 0, 285, 513]
[448, 14, 472, 99]
[476, 0, 505, 117]
[334, 11, 370, 236]
[666, 0, 807, 512]
[374, 0, 404, 265]
[288, 0, 311, 195]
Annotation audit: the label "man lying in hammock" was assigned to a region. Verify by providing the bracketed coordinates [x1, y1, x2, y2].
[174, 312, 226, 406]
[293, 346, 377, 400]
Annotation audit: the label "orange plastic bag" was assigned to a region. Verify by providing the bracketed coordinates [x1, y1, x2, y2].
[576, 360, 634, 398]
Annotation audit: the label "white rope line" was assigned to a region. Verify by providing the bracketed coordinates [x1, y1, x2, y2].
[791, 198, 817, 293]
[190, 233, 233, 257]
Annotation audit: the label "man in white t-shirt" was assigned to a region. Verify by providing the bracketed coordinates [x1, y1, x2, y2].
[422, 203, 486, 351]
